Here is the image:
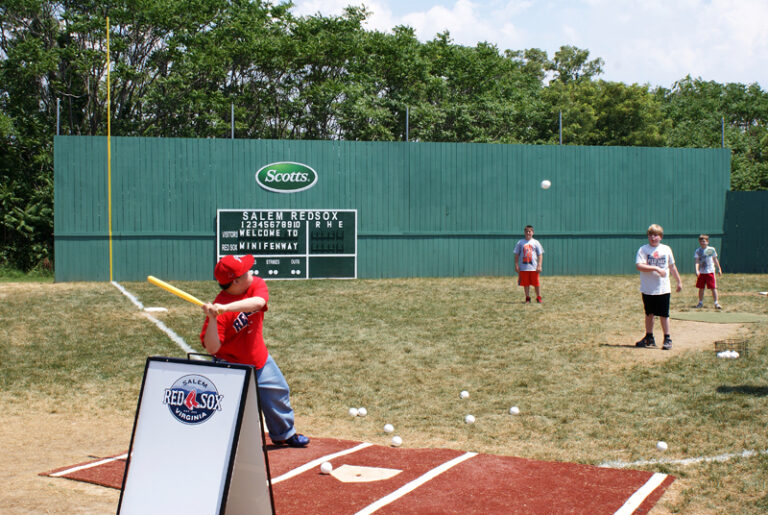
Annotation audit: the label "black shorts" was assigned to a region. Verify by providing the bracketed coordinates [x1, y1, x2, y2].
[642, 293, 670, 317]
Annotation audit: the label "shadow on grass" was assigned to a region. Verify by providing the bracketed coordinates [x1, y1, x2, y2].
[717, 385, 768, 397]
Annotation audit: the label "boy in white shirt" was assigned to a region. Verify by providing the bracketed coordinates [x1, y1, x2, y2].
[635, 224, 683, 350]
[514, 225, 544, 303]
[694, 234, 723, 309]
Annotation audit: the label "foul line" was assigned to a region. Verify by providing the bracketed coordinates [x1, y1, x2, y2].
[354, 451, 478, 515]
[111, 281, 143, 310]
[270, 443, 373, 484]
[600, 448, 768, 469]
[613, 472, 667, 515]
[112, 281, 195, 355]
[50, 454, 128, 477]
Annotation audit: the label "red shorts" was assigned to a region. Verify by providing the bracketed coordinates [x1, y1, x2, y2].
[696, 273, 716, 289]
[518, 271, 540, 287]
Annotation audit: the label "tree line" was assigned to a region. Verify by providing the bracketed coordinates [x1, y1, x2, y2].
[2, 1, 767, 271]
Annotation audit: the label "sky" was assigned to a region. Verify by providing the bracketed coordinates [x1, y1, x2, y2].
[289, 0, 768, 90]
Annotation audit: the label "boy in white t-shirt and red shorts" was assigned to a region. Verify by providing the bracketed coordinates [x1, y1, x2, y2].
[694, 234, 723, 309]
[514, 225, 544, 304]
[635, 224, 683, 350]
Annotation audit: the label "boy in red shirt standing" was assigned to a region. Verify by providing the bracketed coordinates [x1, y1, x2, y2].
[200, 254, 309, 447]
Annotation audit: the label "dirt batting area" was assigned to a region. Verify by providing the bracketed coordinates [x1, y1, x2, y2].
[0, 321, 745, 514]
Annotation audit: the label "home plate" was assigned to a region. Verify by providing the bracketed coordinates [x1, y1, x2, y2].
[331, 464, 402, 483]
[144, 307, 168, 313]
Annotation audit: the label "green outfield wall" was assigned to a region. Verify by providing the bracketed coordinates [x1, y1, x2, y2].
[721, 191, 768, 274]
[54, 136, 733, 281]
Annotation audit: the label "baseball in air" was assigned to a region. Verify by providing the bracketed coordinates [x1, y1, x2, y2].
[465, 414, 476, 424]
[383, 423, 394, 433]
[320, 462, 333, 474]
[541, 180, 552, 190]
[460, 390, 470, 399]
[656, 441, 668, 451]
[391, 436, 403, 447]
[509, 406, 520, 415]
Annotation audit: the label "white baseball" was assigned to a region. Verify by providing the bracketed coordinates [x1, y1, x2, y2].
[540, 179, 551, 190]
[509, 406, 520, 415]
[460, 390, 469, 399]
[349, 407, 359, 417]
[656, 441, 668, 451]
[358, 407, 367, 417]
[383, 423, 394, 433]
[391, 436, 403, 447]
[320, 462, 333, 474]
[465, 414, 476, 424]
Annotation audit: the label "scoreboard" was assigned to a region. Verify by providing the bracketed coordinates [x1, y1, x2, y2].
[217, 209, 357, 279]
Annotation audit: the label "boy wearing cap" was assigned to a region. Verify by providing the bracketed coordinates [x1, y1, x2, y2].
[200, 254, 309, 447]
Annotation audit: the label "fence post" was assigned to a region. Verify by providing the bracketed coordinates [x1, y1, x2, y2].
[721, 117, 724, 148]
[406, 106, 409, 142]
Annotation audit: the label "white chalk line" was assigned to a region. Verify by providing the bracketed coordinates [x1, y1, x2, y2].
[270, 442, 373, 484]
[600, 448, 768, 469]
[613, 472, 668, 515]
[112, 281, 195, 355]
[354, 451, 478, 515]
[50, 453, 128, 477]
[111, 281, 144, 310]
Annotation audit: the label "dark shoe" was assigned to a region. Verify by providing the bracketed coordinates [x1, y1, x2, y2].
[695, 301, 703, 309]
[274, 433, 310, 447]
[662, 338, 672, 350]
[525, 297, 531, 303]
[635, 336, 656, 348]
[536, 296, 542, 304]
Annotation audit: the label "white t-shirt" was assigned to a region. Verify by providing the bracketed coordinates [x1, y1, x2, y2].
[694, 246, 718, 274]
[514, 238, 544, 271]
[636, 243, 675, 295]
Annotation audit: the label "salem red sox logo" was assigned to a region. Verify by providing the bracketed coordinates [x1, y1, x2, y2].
[163, 374, 223, 425]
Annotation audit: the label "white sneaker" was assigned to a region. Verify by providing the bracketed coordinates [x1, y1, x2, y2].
[715, 303, 722, 310]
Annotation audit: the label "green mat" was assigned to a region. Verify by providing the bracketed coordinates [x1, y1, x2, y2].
[671, 311, 767, 323]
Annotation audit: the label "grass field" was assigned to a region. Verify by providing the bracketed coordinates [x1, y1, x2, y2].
[2, 273, 768, 513]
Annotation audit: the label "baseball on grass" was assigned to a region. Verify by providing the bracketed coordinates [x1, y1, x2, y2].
[465, 414, 476, 424]
[509, 406, 520, 415]
[656, 441, 668, 451]
[540, 179, 551, 190]
[391, 436, 403, 447]
[383, 423, 394, 433]
[349, 407, 359, 417]
[460, 390, 469, 399]
[358, 407, 368, 417]
[320, 462, 333, 474]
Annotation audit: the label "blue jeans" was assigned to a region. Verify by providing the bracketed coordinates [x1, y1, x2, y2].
[256, 355, 296, 442]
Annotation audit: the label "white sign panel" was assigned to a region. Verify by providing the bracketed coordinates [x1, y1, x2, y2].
[118, 358, 273, 515]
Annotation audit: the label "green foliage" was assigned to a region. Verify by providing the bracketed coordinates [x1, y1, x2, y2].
[1, 2, 767, 270]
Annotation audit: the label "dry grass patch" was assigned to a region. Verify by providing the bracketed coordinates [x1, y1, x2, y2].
[1, 275, 767, 514]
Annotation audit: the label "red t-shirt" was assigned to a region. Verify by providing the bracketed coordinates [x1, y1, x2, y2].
[199, 278, 269, 368]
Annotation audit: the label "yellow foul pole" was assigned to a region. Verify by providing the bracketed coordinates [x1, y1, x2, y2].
[107, 17, 113, 281]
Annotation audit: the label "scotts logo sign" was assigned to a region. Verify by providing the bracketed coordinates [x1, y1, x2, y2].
[255, 162, 318, 193]
[163, 374, 223, 425]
